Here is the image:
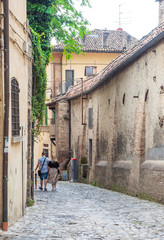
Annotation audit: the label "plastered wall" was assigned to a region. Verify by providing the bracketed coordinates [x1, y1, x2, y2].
[61, 52, 120, 92]
[7, 0, 32, 225]
[70, 39, 164, 202]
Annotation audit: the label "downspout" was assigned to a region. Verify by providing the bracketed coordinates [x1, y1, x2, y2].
[21, 127, 24, 216]
[31, 72, 36, 204]
[69, 100, 71, 161]
[61, 54, 62, 94]
[81, 78, 83, 125]
[31, 120, 34, 202]
[3, 0, 9, 231]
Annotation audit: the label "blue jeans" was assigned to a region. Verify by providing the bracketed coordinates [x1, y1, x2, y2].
[40, 172, 48, 180]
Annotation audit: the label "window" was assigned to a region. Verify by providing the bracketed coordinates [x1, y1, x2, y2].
[11, 78, 20, 136]
[43, 144, 49, 148]
[43, 148, 49, 157]
[65, 70, 74, 92]
[88, 108, 93, 129]
[85, 66, 97, 77]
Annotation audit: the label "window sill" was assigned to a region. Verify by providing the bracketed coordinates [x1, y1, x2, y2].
[11, 136, 23, 143]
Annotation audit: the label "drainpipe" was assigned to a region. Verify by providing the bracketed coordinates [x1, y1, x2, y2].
[61, 54, 62, 94]
[81, 78, 84, 125]
[69, 101, 71, 161]
[3, 0, 9, 231]
[21, 127, 24, 216]
[31, 121, 34, 202]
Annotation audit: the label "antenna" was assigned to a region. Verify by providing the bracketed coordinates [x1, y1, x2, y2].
[119, 4, 123, 28]
[118, 3, 132, 28]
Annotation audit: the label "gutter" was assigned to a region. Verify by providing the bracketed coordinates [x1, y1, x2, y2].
[67, 31, 164, 101]
[53, 48, 123, 54]
[3, 0, 9, 231]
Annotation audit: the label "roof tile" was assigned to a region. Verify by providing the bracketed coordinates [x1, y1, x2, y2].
[51, 23, 164, 103]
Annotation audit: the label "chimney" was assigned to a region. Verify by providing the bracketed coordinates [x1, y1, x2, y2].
[156, 0, 164, 24]
[126, 35, 131, 49]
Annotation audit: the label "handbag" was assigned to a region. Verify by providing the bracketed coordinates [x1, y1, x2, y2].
[38, 157, 46, 176]
[38, 170, 41, 176]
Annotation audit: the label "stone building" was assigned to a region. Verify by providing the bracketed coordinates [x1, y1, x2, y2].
[48, 1, 164, 202]
[0, 1, 32, 229]
[43, 29, 137, 167]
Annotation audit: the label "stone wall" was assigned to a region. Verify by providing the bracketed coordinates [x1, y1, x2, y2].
[69, 39, 164, 202]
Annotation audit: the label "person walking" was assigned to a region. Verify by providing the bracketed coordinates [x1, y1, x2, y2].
[47, 160, 60, 191]
[35, 152, 50, 191]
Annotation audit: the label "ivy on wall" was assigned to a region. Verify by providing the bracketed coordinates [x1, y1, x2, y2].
[31, 28, 47, 137]
[27, 0, 91, 137]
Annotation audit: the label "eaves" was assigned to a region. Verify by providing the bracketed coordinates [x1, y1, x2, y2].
[53, 48, 123, 54]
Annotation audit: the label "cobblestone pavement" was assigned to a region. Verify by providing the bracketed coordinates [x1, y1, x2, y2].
[1, 181, 164, 240]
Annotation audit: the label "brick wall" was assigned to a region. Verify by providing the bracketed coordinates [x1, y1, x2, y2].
[55, 101, 69, 169]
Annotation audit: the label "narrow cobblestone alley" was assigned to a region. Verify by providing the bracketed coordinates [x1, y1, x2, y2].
[1, 181, 164, 240]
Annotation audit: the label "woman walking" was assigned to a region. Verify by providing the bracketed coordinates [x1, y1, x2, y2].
[48, 160, 60, 191]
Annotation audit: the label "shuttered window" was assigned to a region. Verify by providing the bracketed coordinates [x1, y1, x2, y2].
[85, 66, 97, 77]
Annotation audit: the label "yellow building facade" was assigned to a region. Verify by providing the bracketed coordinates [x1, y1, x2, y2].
[0, 0, 32, 229]
[61, 52, 120, 93]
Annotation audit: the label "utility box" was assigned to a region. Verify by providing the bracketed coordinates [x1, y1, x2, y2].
[71, 158, 78, 182]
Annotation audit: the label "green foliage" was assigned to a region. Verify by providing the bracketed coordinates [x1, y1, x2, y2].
[30, 180, 33, 186]
[27, 0, 91, 137]
[27, 0, 91, 62]
[81, 156, 88, 164]
[111, 184, 128, 194]
[31, 29, 47, 137]
[90, 181, 97, 186]
[111, 185, 157, 202]
[137, 192, 157, 202]
[30, 197, 34, 206]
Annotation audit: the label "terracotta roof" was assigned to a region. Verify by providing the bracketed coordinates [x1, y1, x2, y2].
[53, 29, 137, 53]
[49, 23, 164, 103]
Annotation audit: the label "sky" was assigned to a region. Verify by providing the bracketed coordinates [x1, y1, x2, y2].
[75, 0, 159, 40]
